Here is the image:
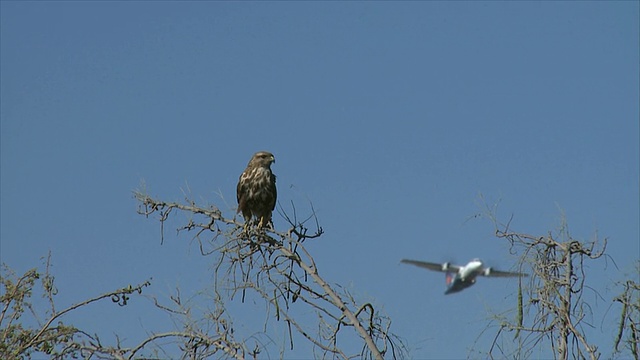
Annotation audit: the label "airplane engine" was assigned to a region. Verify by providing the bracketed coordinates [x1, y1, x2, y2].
[483, 267, 492, 276]
[442, 262, 450, 271]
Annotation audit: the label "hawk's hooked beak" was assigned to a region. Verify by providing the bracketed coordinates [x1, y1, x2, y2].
[271, 155, 276, 164]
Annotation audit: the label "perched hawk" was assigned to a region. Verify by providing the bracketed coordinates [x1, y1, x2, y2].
[237, 151, 277, 228]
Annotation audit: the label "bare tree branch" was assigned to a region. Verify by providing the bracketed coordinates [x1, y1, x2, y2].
[133, 190, 404, 359]
[1, 258, 151, 359]
[481, 210, 613, 360]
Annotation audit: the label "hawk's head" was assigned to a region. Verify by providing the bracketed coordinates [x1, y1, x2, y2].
[248, 151, 275, 169]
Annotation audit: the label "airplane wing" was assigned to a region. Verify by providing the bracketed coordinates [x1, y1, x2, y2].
[401, 259, 461, 273]
[481, 267, 528, 278]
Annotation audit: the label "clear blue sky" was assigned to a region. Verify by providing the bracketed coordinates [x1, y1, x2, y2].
[1, 2, 638, 359]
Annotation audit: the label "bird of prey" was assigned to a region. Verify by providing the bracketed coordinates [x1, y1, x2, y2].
[401, 258, 527, 295]
[237, 151, 277, 229]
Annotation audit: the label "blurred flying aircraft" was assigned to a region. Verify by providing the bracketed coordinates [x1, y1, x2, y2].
[401, 258, 527, 295]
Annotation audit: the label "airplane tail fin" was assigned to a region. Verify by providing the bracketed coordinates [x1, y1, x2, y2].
[445, 272, 454, 286]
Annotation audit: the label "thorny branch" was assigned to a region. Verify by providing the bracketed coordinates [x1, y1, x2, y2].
[0, 256, 153, 359]
[613, 273, 640, 359]
[487, 223, 607, 360]
[2, 251, 247, 360]
[133, 190, 403, 360]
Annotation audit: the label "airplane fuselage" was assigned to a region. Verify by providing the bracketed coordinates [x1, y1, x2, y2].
[444, 259, 483, 295]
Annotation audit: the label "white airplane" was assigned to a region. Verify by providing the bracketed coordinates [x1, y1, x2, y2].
[401, 258, 527, 295]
